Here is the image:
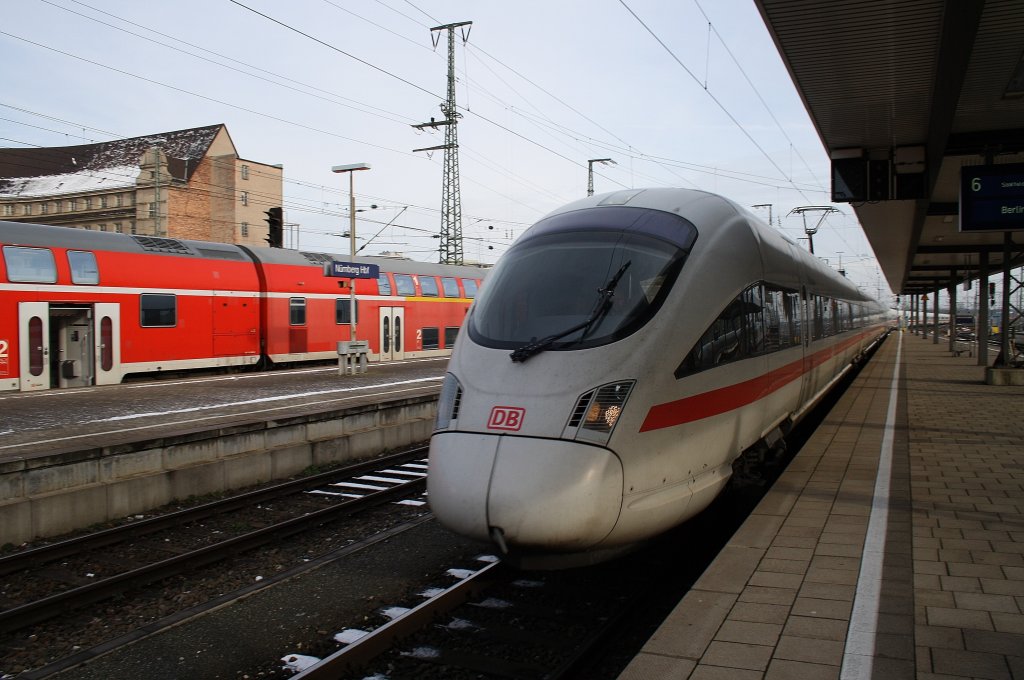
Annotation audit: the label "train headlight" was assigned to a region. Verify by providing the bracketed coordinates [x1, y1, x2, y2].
[435, 372, 462, 431]
[566, 380, 635, 444]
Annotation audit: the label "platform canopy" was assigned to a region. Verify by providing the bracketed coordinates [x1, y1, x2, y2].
[755, 0, 1024, 295]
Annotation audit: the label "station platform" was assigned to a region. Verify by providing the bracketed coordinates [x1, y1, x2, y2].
[619, 331, 1024, 680]
[0, 359, 446, 546]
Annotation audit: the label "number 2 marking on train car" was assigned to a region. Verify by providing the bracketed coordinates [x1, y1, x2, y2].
[0, 339, 8, 375]
[488, 406, 525, 431]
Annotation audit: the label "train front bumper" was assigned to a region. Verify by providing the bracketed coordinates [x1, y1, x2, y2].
[427, 432, 624, 553]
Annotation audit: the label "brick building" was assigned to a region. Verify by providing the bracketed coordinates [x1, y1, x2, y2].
[0, 124, 282, 247]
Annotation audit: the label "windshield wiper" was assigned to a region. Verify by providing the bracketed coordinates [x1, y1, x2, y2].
[510, 260, 632, 363]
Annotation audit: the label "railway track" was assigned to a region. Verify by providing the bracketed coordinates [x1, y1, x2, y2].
[292, 554, 650, 680]
[0, 447, 430, 635]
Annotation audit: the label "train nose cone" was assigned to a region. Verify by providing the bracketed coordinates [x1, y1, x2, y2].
[428, 433, 624, 552]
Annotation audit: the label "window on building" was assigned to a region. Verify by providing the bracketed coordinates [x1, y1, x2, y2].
[67, 199, 76, 211]
[419, 276, 439, 297]
[130, 221, 137, 234]
[336, 298, 359, 324]
[23, 204, 32, 216]
[241, 222, 249, 237]
[115, 222, 123, 233]
[2, 204, 13, 216]
[289, 298, 306, 325]
[99, 224, 107, 232]
[39, 202, 48, 215]
[240, 191, 249, 206]
[3, 246, 57, 283]
[148, 203, 157, 218]
[116, 194, 124, 207]
[394, 274, 416, 296]
[140, 294, 177, 327]
[100, 196, 108, 208]
[68, 250, 99, 285]
[53, 201, 61, 213]
[241, 164, 250, 180]
[85, 197, 92, 210]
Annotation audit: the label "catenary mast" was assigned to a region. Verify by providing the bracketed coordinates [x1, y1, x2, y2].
[413, 21, 471, 265]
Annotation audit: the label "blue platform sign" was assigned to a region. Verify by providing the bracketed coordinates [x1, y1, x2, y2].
[325, 261, 380, 279]
[960, 163, 1024, 232]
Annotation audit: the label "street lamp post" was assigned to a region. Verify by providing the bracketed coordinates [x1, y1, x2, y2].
[331, 162, 372, 341]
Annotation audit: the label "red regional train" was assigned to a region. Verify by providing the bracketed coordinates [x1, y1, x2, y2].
[0, 220, 486, 392]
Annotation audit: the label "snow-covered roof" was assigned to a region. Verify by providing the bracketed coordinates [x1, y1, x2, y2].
[0, 124, 226, 198]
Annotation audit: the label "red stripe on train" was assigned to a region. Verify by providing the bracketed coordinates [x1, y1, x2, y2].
[638, 329, 879, 433]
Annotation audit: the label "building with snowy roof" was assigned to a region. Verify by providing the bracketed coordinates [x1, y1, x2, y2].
[0, 124, 282, 247]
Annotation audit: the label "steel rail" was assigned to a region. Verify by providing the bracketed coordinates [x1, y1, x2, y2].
[0, 446, 428, 577]
[293, 560, 508, 680]
[0, 465, 427, 633]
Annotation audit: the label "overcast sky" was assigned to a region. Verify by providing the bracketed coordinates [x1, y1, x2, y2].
[0, 0, 889, 298]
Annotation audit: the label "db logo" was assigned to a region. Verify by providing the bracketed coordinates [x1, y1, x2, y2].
[488, 406, 525, 431]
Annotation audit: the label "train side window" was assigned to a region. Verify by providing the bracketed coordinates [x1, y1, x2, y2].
[675, 282, 766, 379]
[422, 327, 439, 349]
[335, 298, 358, 324]
[140, 293, 177, 327]
[763, 284, 802, 350]
[377, 273, 392, 296]
[3, 246, 57, 283]
[461, 278, 479, 298]
[444, 326, 459, 347]
[289, 298, 306, 326]
[394, 274, 415, 296]
[68, 250, 99, 285]
[441, 277, 460, 297]
[812, 296, 825, 340]
[420, 276, 439, 297]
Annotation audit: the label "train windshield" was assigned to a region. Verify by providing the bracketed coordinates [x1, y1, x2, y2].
[469, 225, 690, 354]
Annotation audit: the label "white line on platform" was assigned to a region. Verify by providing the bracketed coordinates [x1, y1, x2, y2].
[0, 381, 440, 451]
[840, 331, 903, 680]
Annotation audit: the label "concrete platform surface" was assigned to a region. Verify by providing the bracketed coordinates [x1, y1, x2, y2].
[618, 331, 1024, 680]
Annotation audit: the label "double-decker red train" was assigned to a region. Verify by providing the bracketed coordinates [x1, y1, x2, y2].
[0, 220, 486, 392]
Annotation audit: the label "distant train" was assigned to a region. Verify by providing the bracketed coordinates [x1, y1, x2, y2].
[0, 220, 485, 391]
[428, 188, 891, 568]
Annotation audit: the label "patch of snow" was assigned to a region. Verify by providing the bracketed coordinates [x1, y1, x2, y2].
[380, 606, 410, 620]
[401, 646, 440, 659]
[419, 587, 445, 598]
[280, 654, 319, 672]
[1, 166, 138, 198]
[334, 628, 369, 644]
[447, 568, 475, 579]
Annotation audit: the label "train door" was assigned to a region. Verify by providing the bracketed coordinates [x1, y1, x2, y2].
[797, 285, 814, 407]
[379, 307, 405, 361]
[93, 303, 121, 386]
[50, 306, 94, 389]
[18, 302, 50, 391]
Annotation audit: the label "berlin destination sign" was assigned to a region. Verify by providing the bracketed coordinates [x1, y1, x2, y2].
[959, 163, 1024, 232]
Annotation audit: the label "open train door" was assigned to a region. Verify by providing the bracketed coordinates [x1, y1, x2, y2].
[93, 303, 122, 385]
[379, 307, 405, 361]
[18, 301, 50, 391]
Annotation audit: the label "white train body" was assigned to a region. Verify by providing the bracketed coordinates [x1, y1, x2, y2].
[428, 188, 889, 566]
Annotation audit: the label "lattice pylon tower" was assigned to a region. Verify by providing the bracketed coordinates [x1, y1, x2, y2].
[413, 21, 471, 265]
[439, 24, 463, 265]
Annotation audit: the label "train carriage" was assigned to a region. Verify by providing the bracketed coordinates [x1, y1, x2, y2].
[0, 220, 485, 391]
[428, 188, 891, 568]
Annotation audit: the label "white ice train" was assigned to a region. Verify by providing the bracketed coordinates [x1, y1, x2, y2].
[428, 188, 890, 567]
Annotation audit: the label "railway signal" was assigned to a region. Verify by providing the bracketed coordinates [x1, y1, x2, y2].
[264, 207, 283, 248]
